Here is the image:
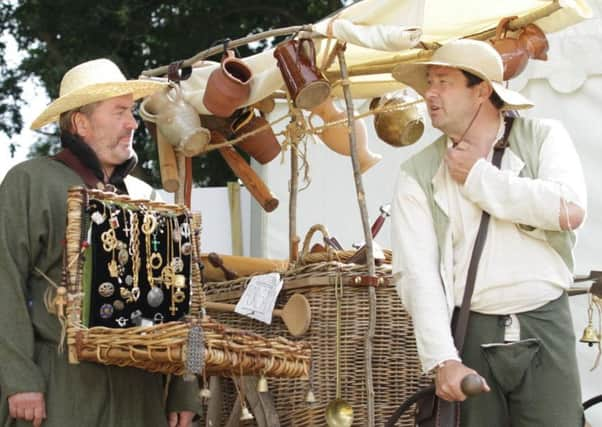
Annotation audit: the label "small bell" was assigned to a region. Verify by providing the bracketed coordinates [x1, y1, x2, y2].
[199, 387, 211, 399]
[257, 375, 268, 393]
[305, 388, 316, 403]
[240, 406, 254, 421]
[580, 324, 600, 347]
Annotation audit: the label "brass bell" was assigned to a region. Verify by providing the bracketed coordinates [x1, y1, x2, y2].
[305, 388, 316, 404]
[199, 387, 211, 399]
[256, 375, 269, 393]
[580, 324, 600, 347]
[240, 406, 254, 421]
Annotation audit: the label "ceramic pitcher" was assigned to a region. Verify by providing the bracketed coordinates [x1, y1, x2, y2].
[489, 16, 529, 80]
[519, 23, 549, 60]
[140, 83, 211, 157]
[310, 96, 381, 174]
[274, 38, 331, 110]
[203, 50, 252, 118]
[232, 110, 281, 165]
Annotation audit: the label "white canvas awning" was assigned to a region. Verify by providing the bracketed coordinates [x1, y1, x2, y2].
[176, 0, 592, 114]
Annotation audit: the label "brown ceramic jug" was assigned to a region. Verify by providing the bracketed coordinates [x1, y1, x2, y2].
[519, 23, 549, 60]
[232, 110, 281, 165]
[370, 93, 424, 147]
[489, 16, 529, 80]
[203, 50, 252, 118]
[274, 38, 331, 110]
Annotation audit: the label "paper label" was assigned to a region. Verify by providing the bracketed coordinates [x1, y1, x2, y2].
[234, 273, 283, 324]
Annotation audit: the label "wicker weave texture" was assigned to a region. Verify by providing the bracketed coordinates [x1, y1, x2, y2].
[202, 263, 427, 426]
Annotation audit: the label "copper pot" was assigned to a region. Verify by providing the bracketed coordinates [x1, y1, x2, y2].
[519, 23, 549, 60]
[274, 38, 331, 110]
[232, 110, 281, 164]
[489, 16, 529, 81]
[203, 50, 252, 117]
[370, 95, 424, 147]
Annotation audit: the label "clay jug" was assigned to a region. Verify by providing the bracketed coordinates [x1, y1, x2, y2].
[370, 92, 424, 147]
[489, 16, 529, 80]
[274, 38, 331, 110]
[140, 83, 211, 157]
[232, 110, 281, 164]
[203, 50, 252, 118]
[310, 97, 381, 174]
[519, 23, 549, 60]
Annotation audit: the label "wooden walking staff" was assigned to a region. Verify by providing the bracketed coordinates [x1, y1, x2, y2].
[289, 130, 300, 263]
[335, 42, 377, 427]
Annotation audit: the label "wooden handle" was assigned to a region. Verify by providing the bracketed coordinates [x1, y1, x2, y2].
[212, 131, 279, 212]
[461, 374, 487, 396]
[204, 301, 238, 313]
[201, 253, 289, 282]
[150, 121, 179, 193]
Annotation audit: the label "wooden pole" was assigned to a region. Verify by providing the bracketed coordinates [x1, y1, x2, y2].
[175, 152, 186, 205]
[336, 43, 376, 427]
[228, 181, 243, 256]
[289, 136, 299, 263]
[141, 25, 313, 78]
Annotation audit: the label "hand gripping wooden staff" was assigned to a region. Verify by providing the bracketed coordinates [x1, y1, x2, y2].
[204, 293, 312, 337]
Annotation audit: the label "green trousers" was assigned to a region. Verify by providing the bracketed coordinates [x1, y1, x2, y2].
[460, 293, 584, 427]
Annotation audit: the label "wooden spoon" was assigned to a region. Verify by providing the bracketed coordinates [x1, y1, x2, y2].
[204, 293, 311, 336]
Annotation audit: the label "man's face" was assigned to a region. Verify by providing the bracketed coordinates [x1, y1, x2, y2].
[77, 94, 138, 170]
[424, 66, 482, 136]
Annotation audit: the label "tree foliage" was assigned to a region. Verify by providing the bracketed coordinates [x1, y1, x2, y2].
[0, 0, 344, 186]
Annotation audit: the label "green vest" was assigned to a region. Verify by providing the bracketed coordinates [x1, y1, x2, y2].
[401, 117, 575, 272]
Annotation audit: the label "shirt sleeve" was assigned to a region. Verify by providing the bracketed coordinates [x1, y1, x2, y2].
[462, 120, 587, 231]
[391, 168, 459, 372]
[0, 166, 46, 395]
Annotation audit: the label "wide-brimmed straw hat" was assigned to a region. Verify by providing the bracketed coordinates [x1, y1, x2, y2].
[31, 58, 165, 129]
[392, 39, 533, 110]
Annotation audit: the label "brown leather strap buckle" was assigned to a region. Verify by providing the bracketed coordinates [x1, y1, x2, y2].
[167, 60, 192, 83]
[350, 275, 386, 287]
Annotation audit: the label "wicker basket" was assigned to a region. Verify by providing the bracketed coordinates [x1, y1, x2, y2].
[298, 224, 392, 265]
[61, 186, 311, 380]
[201, 260, 429, 426]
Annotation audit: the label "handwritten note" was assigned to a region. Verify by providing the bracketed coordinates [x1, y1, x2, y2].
[234, 273, 283, 324]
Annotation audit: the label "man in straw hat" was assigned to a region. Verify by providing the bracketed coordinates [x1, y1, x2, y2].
[0, 59, 200, 427]
[390, 39, 587, 426]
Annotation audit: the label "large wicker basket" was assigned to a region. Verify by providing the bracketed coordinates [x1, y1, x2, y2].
[61, 186, 311, 380]
[201, 260, 429, 426]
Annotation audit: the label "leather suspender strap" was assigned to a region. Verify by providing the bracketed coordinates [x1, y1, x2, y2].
[452, 116, 514, 353]
[53, 149, 102, 189]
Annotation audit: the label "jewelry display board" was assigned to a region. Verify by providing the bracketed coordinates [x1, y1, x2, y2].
[86, 198, 193, 328]
[61, 186, 311, 379]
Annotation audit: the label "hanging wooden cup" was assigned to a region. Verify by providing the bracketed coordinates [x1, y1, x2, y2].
[489, 16, 530, 80]
[274, 38, 331, 110]
[203, 50, 252, 118]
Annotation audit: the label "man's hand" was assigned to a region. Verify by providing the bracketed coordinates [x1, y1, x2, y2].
[445, 141, 487, 185]
[8, 392, 46, 427]
[167, 411, 195, 427]
[435, 360, 489, 402]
